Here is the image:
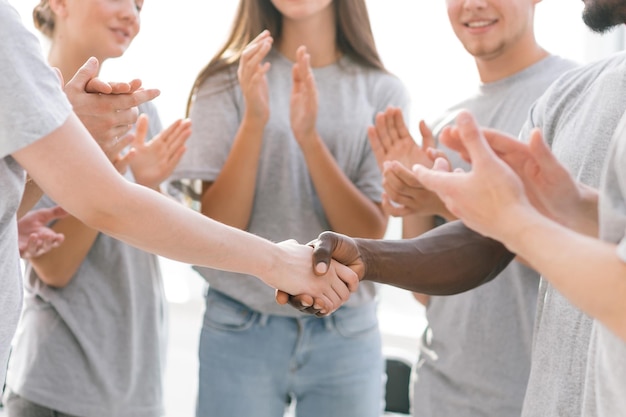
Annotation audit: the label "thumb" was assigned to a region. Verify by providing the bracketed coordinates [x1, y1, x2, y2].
[412, 163, 449, 193]
[67, 57, 108, 93]
[430, 156, 451, 173]
[419, 120, 436, 149]
[275, 290, 290, 305]
[455, 111, 494, 164]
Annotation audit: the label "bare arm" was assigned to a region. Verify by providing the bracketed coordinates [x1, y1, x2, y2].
[277, 219, 515, 315]
[415, 111, 625, 341]
[503, 211, 626, 342]
[13, 113, 358, 311]
[28, 216, 99, 287]
[199, 31, 272, 229]
[17, 206, 67, 259]
[291, 46, 386, 238]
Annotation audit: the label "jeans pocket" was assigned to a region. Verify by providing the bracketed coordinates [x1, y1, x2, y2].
[332, 303, 379, 338]
[203, 290, 257, 332]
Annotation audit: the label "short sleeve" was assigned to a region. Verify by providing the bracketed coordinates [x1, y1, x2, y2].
[0, 2, 71, 158]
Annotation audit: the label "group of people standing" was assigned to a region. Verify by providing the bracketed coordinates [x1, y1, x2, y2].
[1, 1, 626, 417]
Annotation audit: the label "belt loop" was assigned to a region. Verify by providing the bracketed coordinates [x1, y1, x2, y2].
[258, 313, 269, 327]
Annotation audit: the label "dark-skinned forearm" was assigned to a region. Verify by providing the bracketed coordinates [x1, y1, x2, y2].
[356, 220, 515, 294]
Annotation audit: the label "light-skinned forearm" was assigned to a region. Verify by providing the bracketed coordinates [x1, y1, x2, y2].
[13, 115, 291, 284]
[563, 182, 599, 237]
[502, 209, 626, 342]
[301, 133, 387, 238]
[29, 216, 98, 287]
[200, 115, 265, 229]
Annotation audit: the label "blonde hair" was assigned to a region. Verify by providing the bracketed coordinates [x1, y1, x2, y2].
[33, 0, 56, 38]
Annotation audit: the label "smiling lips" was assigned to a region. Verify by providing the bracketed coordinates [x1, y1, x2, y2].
[110, 27, 131, 40]
[465, 19, 497, 28]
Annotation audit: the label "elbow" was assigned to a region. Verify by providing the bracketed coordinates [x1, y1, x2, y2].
[35, 269, 74, 288]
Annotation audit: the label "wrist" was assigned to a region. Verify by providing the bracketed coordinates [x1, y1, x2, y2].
[496, 206, 548, 254]
[242, 110, 268, 130]
[296, 131, 322, 154]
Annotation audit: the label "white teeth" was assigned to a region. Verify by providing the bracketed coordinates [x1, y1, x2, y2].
[467, 20, 492, 28]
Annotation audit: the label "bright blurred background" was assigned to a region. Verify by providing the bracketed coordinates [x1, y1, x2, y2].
[9, 0, 623, 416]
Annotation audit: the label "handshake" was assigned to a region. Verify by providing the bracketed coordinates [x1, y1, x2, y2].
[274, 220, 516, 317]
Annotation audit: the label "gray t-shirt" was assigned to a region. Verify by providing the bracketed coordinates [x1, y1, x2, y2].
[581, 111, 626, 417]
[0, 1, 72, 387]
[7, 103, 168, 417]
[413, 56, 577, 417]
[170, 48, 409, 316]
[519, 51, 626, 417]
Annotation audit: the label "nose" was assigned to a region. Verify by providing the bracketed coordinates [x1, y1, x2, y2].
[119, 0, 140, 23]
[461, 0, 488, 10]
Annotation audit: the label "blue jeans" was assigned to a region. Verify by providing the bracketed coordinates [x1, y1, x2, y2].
[196, 289, 384, 417]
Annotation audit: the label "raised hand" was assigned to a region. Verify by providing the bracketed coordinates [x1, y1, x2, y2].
[380, 160, 452, 218]
[368, 108, 434, 171]
[367, 107, 452, 218]
[63, 57, 160, 160]
[18, 206, 68, 259]
[129, 114, 192, 190]
[413, 111, 531, 241]
[290, 45, 319, 147]
[440, 124, 598, 234]
[238, 30, 273, 125]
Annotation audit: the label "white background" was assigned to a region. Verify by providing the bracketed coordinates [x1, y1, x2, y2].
[9, 1, 622, 416]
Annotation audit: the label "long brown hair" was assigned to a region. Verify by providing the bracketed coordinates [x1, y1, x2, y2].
[186, 0, 385, 115]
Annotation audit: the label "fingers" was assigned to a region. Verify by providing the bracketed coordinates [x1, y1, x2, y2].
[419, 120, 436, 149]
[412, 160, 455, 195]
[112, 148, 136, 174]
[107, 79, 142, 94]
[239, 31, 273, 79]
[164, 118, 192, 154]
[275, 290, 290, 305]
[125, 88, 161, 108]
[311, 232, 336, 276]
[105, 131, 135, 160]
[161, 119, 191, 169]
[67, 57, 100, 91]
[292, 294, 315, 310]
[451, 111, 494, 164]
[439, 126, 470, 162]
[332, 259, 359, 293]
[21, 230, 65, 259]
[382, 160, 425, 203]
[367, 125, 386, 170]
[429, 157, 452, 173]
[131, 114, 149, 148]
[294, 45, 312, 85]
[381, 192, 414, 217]
[387, 107, 406, 144]
[374, 110, 393, 153]
[41, 206, 68, 223]
[85, 77, 115, 94]
[527, 128, 558, 170]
